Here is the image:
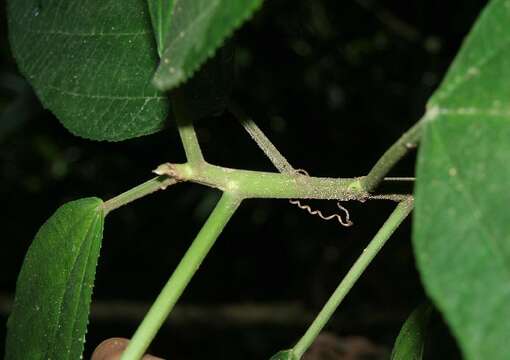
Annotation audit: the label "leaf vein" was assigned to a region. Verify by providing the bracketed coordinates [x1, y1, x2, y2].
[434, 35, 510, 103]
[45, 85, 165, 100]
[434, 128, 510, 280]
[22, 28, 151, 37]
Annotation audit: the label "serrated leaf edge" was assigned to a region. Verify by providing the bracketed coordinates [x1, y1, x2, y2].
[152, 0, 263, 91]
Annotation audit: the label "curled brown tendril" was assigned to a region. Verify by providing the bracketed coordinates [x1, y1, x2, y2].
[289, 169, 353, 227]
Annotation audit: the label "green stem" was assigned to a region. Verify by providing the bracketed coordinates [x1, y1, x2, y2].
[292, 197, 414, 359]
[157, 162, 368, 201]
[120, 192, 241, 360]
[172, 96, 205, 164]
[362, 119, 423, 192]
[102, 176, 177, 216]
[229, 103, 295, 174]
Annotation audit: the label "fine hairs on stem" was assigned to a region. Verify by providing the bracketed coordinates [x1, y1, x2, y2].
[229, 103, 295, 174]
[121, 193, 241, 360]
[231, 104, 354, 226]
[115, 104, 418, 359]
[292, 197, 414, 359]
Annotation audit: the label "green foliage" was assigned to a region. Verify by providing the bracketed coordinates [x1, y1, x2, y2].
[415, 120, 510, 359]
[5, 0, 510, 358]
[7, 0, 168, 141]
[7, 0, 254, 140]
[147, 0, 175, 57]
[427, 0, 510, 113]
[152, 0, 263, 91]
[5, 198, 104, 360]
[414, 1, 510, 359]
[391, 303, 432, 360]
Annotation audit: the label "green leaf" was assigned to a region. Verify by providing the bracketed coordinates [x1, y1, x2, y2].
[5, 198, 105, 360]
[147, 0, 234, 122]
[7, 0, 169, 141]
[391, 303, 432, 360]
[147, 0, 175, 57]
[414, 1, 510, 359]
[427, 0, 510, 114]
[152, 0, 263, 91]
[415, 120, 510, 360]
[269, 350, 296, 360]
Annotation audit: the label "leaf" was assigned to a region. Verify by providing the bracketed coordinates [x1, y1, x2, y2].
[269, 350, 296, 360]
[391, 303, 432, 360]
[414, 2, 510, 358]
[147, 0, 175, 57]
[147, 0, 234, 122]
[5, 198, 105, 360]
[415, 120, 510, 360]
[427, 0, 510, 114]
[152, 0, 263, 91]
[7, 0, 169, 141]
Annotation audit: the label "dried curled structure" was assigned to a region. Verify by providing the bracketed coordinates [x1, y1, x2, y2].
[290, 169, 353, 227]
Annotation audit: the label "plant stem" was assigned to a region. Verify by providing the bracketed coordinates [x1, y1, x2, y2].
[102, 176, 177, 216]
[156, 162, 368, 201]
[120, 192, 241, 360]
[362, 119, 423, 192]
[230, 104, 295, 174]
[292, 197, 414, 359]
[172, 96, 205, 164]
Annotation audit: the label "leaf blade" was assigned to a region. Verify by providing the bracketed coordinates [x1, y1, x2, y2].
[147, 0, 175, 57]
[391, 303, 432, 360]
[7, 0, 169, 141]
[5, 198, 105, 360]
[414, 118, 510, 360]
[427, 0, 510, 117]
[415, 1, 510, 359]
[153, 0, 263, 91]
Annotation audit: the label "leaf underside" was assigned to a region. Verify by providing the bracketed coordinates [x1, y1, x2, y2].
[8, 0, 169, 141]
[147, 0, 175, 57]
[5, 198, 104, 360]
[414, 0, 510, 359]
[152, 0, 263, 91]
[8, 0, 255, 139]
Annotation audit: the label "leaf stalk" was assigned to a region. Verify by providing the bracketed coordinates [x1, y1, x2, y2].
[292, 197, 414, 359]
[362, 119, 423, 192]
[103, 176, 177, 216]
[120, 192, 241, 360]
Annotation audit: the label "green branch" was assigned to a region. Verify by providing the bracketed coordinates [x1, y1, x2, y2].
[120, 192, 241, 360]
[155, 162, 368, 201]
[230, 104, 419, 197]
[230, 104, 295, 174]
[172, 95, 205, 165]
[102, 175, 177, 216]
[362, 119, 423, 192]
[292, 197, 414, 359]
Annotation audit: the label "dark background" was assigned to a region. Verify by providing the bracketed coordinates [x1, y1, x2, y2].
[0, 1, 487, 359]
